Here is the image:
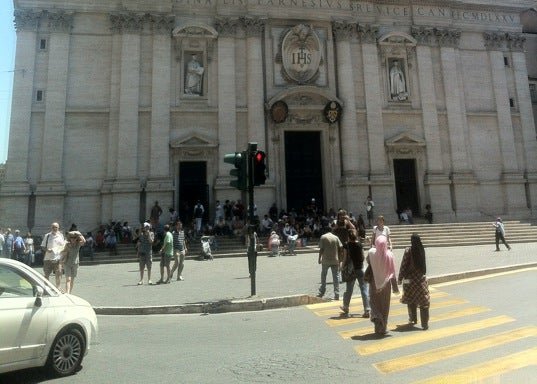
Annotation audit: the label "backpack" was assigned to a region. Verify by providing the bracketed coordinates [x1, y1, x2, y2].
[14, 238, 23, 251]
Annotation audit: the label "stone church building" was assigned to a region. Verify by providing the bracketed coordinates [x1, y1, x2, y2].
[2, 0, 537, 232]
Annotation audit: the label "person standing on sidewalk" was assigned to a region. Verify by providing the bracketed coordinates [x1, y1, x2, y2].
[137, 222, 154, 285]
[340, 229, 370, 318]
[367, 235, 399, 335]
[365, 196, 375, 228]
[61, 231, 86, 294]
[398, 233, 430, 330]
[41, 223, 66, 288]
[493, 217, 511, 251]
[170, 221, 187, 281]
[317, 226, 343, 300]
[157, 224, 173, 284]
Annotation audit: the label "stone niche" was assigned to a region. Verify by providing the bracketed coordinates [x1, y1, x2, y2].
[173, 23, 217, 100]
[378, 32, 417, 104]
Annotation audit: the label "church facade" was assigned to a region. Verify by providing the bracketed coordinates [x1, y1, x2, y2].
[2, 0, 537, 232]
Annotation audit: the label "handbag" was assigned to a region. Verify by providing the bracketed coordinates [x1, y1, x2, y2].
[341, 260, 357, 282]
[364, 265, 372, 283]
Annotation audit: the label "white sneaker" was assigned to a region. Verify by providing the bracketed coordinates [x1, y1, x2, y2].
[148, 280, 153, 285]
[178, 276, 184, 281]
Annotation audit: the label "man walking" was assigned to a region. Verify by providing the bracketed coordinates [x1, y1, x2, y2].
[193, 201, 204, 235]
[137, 222, 154, 285]
[317, 225, 343, 300]
[170, 221, 187, 281]
[157, 224, 173, 284]
[12, 230, 26, 264]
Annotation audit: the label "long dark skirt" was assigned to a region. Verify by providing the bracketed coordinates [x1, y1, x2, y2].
[369, 274, 392, 334]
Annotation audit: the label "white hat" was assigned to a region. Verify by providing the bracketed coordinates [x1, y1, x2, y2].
[143, 222, 151, 228]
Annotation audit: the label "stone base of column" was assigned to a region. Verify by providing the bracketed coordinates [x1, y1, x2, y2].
[526, 172, 537, 219]
[339, 175, 369, 214]
[369, 174, 397, 224]
[424, 173, 456, 223]
[0, 195, 30, 231]
[501, 172, 529, 217]
[35, 194, 65, 230]
[451, 171, 478, 221]
[0, 180, 30, 197]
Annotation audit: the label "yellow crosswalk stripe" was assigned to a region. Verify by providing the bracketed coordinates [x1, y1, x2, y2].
[337, 302, 479, 337]
[338, 307, 490, 339]
[375, 326, 537, 373]
[356, 315, 515, 355]
[313, 292, 451, 318]
[413, 346, 537, 384]
[306, 291, 449, 311]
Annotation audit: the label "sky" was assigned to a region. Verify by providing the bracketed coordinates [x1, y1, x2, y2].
[0, 1, 15, 163]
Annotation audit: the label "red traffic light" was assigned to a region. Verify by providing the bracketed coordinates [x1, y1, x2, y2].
[255, 151, 265, 163]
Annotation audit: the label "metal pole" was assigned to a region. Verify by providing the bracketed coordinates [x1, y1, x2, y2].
[247, 142, 257, 296]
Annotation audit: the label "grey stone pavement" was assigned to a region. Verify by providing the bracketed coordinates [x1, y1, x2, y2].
[63, 242, 537, 314]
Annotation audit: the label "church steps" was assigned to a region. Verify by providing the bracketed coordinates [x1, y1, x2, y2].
[80, 221, 537, 265]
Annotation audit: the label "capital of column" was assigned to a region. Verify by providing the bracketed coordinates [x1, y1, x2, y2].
[241, 17, 265, 38]
[214, 17, 239, 38]
[149, 14, 175, 35]
[435, 28, 461, 48]
[332, 20, 355, 41]
[14, 9, 42, 32]
[357, 24, 379, 44]
[506, 33, 526, 52]
[110, 12, 145, 34]
[46, 10, 74, 33]
[411, 26, 435, 45]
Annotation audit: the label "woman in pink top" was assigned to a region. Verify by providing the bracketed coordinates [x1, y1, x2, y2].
[367, 235, 399, 335]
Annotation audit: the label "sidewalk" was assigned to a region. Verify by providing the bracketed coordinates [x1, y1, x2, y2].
[69, 243, 537, 315]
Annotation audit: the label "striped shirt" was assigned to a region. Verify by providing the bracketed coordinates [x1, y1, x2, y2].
[173, 230, 186, 251]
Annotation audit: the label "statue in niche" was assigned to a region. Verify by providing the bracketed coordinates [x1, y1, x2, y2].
[389, 60, 408, 101]
[185, 54, 204, 95]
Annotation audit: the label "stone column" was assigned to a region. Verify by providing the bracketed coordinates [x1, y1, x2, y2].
[107, 12, 144, 222]
[4, 10, 40, 186]
[214, 18, 238, 186]
[0, 10, 41, 229]
[39, 11, 73, 186]
[437, 29, 477, 219]
[358, 24, 395, 219]
[510, 34, 537, 217]
[412, 27, 453, 221]
[148, 14, 174, 196]
[333, 21, 367, 209]
[243, 17, 266, 150]
[484, 32, 526, 215]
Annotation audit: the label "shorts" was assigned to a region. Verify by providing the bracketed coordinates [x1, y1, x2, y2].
[64, 263, 79, 278]
[160, 253, 172, 268]
[139, 253, 152, 269]
[43, 260, 61, 276]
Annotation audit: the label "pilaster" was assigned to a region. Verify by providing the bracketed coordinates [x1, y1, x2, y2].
[242, 17, 266, 150]
[215, 18, 239, 182]
[150, 14, 174, 178]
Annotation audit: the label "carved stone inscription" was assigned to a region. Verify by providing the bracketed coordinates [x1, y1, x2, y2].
[281, 24, 322, 85]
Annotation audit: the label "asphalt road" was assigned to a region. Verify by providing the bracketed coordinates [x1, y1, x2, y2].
[2, 268, 535, 384]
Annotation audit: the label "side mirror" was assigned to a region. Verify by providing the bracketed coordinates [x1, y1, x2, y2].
[34, 286, 44, 307]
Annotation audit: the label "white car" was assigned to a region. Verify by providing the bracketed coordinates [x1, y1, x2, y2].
[0, 258, 98, 376]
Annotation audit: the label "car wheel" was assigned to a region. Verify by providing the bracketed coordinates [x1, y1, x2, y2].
[46, 328, 86, 377]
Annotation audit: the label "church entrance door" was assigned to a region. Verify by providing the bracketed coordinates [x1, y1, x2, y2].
[179, 161, 208, 225]
[393, 159, 420, 217]
[284, 131, 324, 212]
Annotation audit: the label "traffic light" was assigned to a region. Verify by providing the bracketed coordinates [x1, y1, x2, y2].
[224, 151, 247, 190]
[253, 150, 267, 186]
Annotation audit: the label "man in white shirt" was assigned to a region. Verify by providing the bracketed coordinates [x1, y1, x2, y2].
[41, 222, 66, 288]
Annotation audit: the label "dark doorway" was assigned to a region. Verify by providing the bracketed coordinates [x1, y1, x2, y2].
[393, 159, 420, 216]
[179, 162, 208, 225]
[284, 131, 324, 212]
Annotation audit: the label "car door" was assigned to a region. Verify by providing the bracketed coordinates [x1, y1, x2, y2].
[0, 264, 49, 366]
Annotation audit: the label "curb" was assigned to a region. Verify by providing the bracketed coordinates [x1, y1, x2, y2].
[93, 263, 536, 316]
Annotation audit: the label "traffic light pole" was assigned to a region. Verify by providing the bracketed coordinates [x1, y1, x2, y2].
[247, 143, 257, 296]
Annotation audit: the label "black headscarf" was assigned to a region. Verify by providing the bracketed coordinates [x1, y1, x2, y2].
[410, 233, 426, 275]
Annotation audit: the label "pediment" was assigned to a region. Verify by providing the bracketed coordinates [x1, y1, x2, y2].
[379, 32, 417, 46]
[386, 132, 425, 147]
[173, 23, 218, 39]
[170, 134, 217, 148]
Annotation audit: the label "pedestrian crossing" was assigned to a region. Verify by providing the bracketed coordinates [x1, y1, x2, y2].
[305, 286, 537, 383]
